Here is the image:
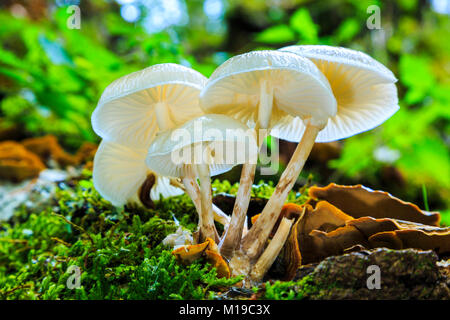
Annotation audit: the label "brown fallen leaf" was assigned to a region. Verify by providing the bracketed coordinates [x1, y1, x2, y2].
[172, 237, 230, 278]
[205, 249, 231, 278]
[22, 135, 78, 167]
[309, 183, 440, 226]
[172, 239, 210, 264]
[0, 141, 45, 182]
[75, 142, 97, 164]
[22, 135, 97, 167]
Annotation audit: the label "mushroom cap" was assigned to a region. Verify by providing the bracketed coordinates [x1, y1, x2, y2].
[93, 140, 183, 206]
[199, 50, 337, 129]
[145, 114, 258, 178]
[275, 45, 399, 142]
[91, 63, 207, 149]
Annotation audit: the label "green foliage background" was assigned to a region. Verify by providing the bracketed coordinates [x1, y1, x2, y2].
[0, 1, 448, 214]
[0, 0, 449, 300]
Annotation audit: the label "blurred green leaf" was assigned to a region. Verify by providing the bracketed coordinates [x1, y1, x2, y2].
[335, 18, 360, 43]
[289, 8, 318, 43]
[399, 55, 435, 105]
[255, 25, 296, 44]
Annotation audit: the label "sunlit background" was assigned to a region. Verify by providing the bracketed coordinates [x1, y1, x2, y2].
[0, 0, 449, 222]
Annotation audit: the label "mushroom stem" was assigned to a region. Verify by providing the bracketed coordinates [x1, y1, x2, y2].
[182, 167, 225, 243]
[242, 123, 320, 260]
[219, 163, 257, 259]
[176, 177, 229, 227]
[219, 81, 273, 259]
[138, 173, 156, 209]
[181, 166, 202, 221]
[249, 217, 294, 282]
[213, 204, 230, 227]
[258, 79, 273, 130]
[154, 101, 172, 131]
[196, 163, 219, 243]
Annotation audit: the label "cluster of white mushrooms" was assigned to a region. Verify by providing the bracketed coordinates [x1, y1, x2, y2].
[91, 45, 399, 283]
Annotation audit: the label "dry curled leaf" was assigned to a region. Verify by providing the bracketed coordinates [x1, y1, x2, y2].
[309, 183, 440, 226]
[0, 141, 45, 182]
[172, 239, 210, 264]
[22, 135, 97, 167]
[172, 237, 230, 278]
[22, 135, 78, 167]
[205, 249, 231, 278]
[75, 142, 98, 164]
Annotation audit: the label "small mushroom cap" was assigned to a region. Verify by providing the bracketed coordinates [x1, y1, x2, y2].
[275, 45, 399, 142]
[200, 50, 336, 129]
[91, 63, 207, 148]
[93, 140, 183, 206]
[145, 114, 259, 178]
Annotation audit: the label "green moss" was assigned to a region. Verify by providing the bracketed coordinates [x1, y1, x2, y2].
[260, 274, 322, 300]
[211, 178, 310, 205]
[263, 281, 298, 300]
[0, 171, 243, 300]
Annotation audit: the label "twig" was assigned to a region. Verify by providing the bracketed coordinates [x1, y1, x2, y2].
[51, 237, 72, 247]
[2, 284, 32, 296]
[0, 239, 28, 244]
[51, 212, 94, 243]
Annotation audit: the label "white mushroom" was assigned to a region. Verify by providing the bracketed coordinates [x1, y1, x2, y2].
[243, 45, 399, 261]
[92, 64, 231, 219]
[274, 45, 399, 142]
[146, 114, 258, 243]
[93, 140, 183, 207]
[200, 50, 336, 257]
[92, 63, 207, 149]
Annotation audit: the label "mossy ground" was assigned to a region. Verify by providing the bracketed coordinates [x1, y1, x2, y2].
[0, 170, 308, 300]
[3, 171, 447, 300]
